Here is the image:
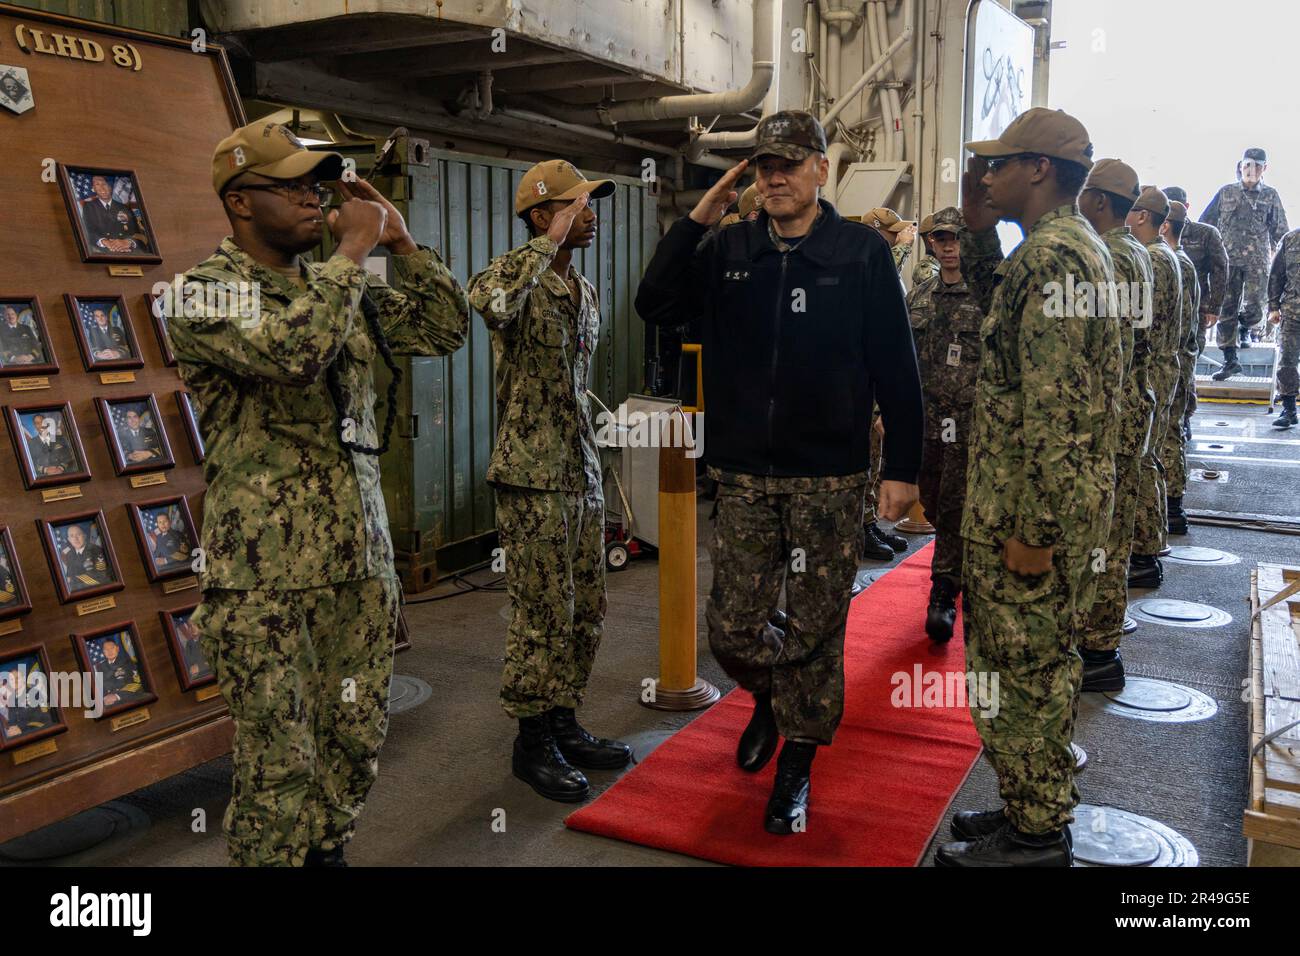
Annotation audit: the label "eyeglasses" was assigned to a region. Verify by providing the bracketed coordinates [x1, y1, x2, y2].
[232, 182, 333, 206]
[985, 153, 1042, 173]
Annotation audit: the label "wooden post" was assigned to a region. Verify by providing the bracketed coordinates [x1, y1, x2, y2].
[644, 407, 719, 711]
[894, 499, 935, 534]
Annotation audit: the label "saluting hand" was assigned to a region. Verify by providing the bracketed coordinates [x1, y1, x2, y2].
[337, 179, 417, 255]
[689, 160, 749, 227]
[545, 193, 591, 245]
[961, 157, 999, 234]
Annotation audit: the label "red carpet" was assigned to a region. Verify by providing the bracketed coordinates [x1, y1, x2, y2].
[566, 541, 983, 866]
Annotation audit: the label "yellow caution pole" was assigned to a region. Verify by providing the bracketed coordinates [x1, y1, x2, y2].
[644, 407, 720, 711]
[894, 499, 935, 535]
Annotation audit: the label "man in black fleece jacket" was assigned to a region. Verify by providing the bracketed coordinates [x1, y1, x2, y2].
[635, 110, 923, 835]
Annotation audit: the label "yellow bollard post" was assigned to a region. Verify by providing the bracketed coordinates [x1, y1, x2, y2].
[894, 499, 935, 535]
[644, 407, 720, 711]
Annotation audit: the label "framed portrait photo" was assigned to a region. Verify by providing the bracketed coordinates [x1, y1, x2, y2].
[65, 294, 143, 372]
[175, 390, 204, 464]
[159, 604, 214, 692]
[57, 165, 161, 264]
[70, 621, 157, 719]
[127, 496, 198, 582]
[0, 645, 67, 753]
[0, 526, 33, 621]
[5, 401, 92, 490]
[144, 292, 176, 367]
[0, 297, 58, 377]
[94, 394, 174, 476]
[37, 510, 124, 604]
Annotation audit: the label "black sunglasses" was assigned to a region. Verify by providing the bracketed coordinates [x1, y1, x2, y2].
[985, 153, 1044, 173]
[231, 182, 333, 206]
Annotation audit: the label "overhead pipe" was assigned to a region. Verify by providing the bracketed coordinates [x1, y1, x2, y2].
[495, 106, 734, 170]
[820, 0, 912, 135]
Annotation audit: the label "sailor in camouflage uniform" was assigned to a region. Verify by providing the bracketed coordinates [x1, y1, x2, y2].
[637, 111, 922, 835]
[1076, 159, 1154, 693]
[1126, 187, 1184, 590]
[1202, 147, 1289, 377]
[1160, 201, 1201, 536]
[906, 207, 982, 642]
[938, 108, 1121, 867]
[169, 121, 470, 866]
[467, 160, 631, 804]
[1267, 227, 1300, 428]
[1164, 186, 1227, 381]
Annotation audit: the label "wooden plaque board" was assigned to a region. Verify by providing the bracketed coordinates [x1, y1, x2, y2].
[0, 3, 244, 843]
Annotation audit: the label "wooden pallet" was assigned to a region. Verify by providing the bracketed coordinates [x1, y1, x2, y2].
[1245, 564, 1300, 864]
[1197, 374, 1273, 402]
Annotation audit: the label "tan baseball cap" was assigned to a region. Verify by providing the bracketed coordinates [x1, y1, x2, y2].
[1166, 200, 1188, 224]
[965, 107, 1094, 168]
[515, 159, 614, 215]
[1132, 185, 1170, 217]
[212, 120, 344, 196]
[1083, 158, 1141, 203]
[738, 184, 761, 218]
[868, 207, 910, 233]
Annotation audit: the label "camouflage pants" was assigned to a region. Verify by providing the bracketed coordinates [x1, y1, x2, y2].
[1277, 316, 1300, 397]
[963, 540, 1084, 834]
[1133, 391, 1172, 555]
[708, 481, 863, 744]
[1161, 376, 1192, 499]
[1079, 453, 1140, 653]
[495, 486, 606, 719]
[863, 409, 883, 525]
[917, 435, 969, 590]
[193, 575, 401, 867]
[1216, 261, 1269, 346]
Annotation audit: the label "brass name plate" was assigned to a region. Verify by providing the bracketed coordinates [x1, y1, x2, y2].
[41, 485, 82, 503]
[129, 472, 167, 488]
[100, 371, 136, 385]
[108, 265, 145, 277]
[11, 738, 58, 766]
[110, 708, 151, 732]
[75, 595, 116, 616]
[195, 685, 222, 702]
[8, 377, 50, 391]
[163, 575, 198, 594]
[0, 619, 22, 636]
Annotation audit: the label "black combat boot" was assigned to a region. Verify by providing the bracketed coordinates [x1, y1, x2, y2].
[924, 579, 957, 643]
[736, 690, 779, 772]
[1127, 553, 1163, 589]
[513, 714, 590, 802]
[303, 845, 347, 867]
[935, 821, 1072, 867]
[548, 707, 631, 770]
[861, 523, 894, 560]
[770, 608, 788, 630]
[1081, 648, 1126, 692]
[764, 741, 815, 835]
[1212, 346, 1241, 381]
[1167, 496, 1188, 535]
[1274, 396, 1298, 429]
[949, 808, 1074, 849]
[880, 526, 908, 553]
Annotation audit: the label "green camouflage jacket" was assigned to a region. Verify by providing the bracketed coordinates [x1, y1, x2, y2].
[467, 236, 603, 496]
[1101, 225, 1155, 458]
[1172, 246, 1202, 364]
[1268, 229, 1300, 314]
[906, 272, 983, 442]
[1145, 239, 1184, 411]
[169, 237, 469, 590]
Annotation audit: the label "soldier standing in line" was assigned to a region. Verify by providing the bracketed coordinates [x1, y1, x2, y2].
[170, 121, 470, 867]
[1126, 187, 1183, 591]
[906, 207, 982, 642]
[1267, 227, 1300, 428]
[1163, 186, 1227, 416]
[467, 160, 631, 804]
[636, 111, 922, 835]
[1202, 147, 1288, 377]
[1160, 201, 1201, 536]
[1076, 159, 1154, 693]
[938, 108, 1120, 867]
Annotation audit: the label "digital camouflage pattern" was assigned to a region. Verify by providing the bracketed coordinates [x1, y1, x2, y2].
[959, 204, 1120, 835]
[707, 477, 864, 744]
[1132, 239, 1183, 555]
[1078, 226, 1154, 653]
[907, 269, 983, 588]
[891, 241, 911, 275]
[1163, 247, 1201, 499]
[468, 235, 603, 495]
[191, 575, 402, 866]
[495, 487, 605, 718]
[1181, 220, 1229, 325]
[1202, 182, 1289, 343]
[169, 238, 470, 590]
[1268, 230, 1300, 397]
